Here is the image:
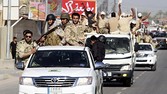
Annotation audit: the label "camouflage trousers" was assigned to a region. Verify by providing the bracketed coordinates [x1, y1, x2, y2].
[99, 28, 109, 34]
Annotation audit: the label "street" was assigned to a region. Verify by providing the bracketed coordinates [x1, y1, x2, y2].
[103, 49, 167, 94]
[0, 76, 19, 94]
[0, 50, 167, 94]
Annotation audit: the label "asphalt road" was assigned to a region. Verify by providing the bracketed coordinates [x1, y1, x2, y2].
[103, 49, 167, 94]
[0, 50, 167, 94]
[0, 76, 19, 94]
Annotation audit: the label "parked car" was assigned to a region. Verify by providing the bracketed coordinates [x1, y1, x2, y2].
[135, 43, 157, 71]
[17, 46, 103, 94]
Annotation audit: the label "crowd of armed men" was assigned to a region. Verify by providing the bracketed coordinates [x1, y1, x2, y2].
[15, 3, 154, 66]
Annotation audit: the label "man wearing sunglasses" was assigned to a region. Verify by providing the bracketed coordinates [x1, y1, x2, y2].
[16, 30, 37, 67]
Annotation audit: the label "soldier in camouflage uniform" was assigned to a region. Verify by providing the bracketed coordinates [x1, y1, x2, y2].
[59, 13, 72, 45]
[143, 31, 152, 43]
[16, 30, 37, 66]
[64, 13, 86, 46]
[135, 31, 144, 43]
[44, 14, 61, 46]
[97, 11, 109, 34]
[60, 13, 71, 30]
[80, 12, 88, 26]
[38, 13, 71, 46]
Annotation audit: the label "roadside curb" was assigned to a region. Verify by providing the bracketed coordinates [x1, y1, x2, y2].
[0, 67, 23, 81]
[0, 59, 15, 69]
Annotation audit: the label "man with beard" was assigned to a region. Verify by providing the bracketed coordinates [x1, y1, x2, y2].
[16, 30, 37, 67]
[64, 12, 86, 46]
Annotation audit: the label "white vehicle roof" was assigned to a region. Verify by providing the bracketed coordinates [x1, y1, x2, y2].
[138, 43, 154, 51]
[85, 33, 131, 39]
[138, 43, 152, 45]
[153, 37, 167, 39]
[37, 46, 88, 51]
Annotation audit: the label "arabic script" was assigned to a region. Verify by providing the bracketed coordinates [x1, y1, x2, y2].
[62, 1, 95, 14]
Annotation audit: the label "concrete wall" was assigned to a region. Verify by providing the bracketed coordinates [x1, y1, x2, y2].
[0, 0, 43, 60]
[0, 19, 42, 60]
[13, 19, 41, 41]
[0, 26, 13, 60]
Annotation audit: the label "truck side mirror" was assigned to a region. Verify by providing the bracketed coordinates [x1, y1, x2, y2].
[154, 48, 158, 52]
[134, 42, 139, 52]
[95, 62, 105, 70]
[16, 62, 24, 70]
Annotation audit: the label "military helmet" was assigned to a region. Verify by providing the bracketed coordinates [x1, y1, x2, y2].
[46, 14, 56, 21]
[98, 35, 106, 43]
[60, 13, 70, 20]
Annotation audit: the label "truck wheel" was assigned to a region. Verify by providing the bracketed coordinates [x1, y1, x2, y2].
[100, 85, 103, 94]
[151, 64, 156, 71]
[95, 87, 97, 94]
[123, 78, 132, 87]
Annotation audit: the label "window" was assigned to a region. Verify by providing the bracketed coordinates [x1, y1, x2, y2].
[28, 50, 90, 68]
[138, 45, 152, 51]
[105, 38, 130, 54]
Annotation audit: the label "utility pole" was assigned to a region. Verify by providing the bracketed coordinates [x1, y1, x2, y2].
[112, 0, 116, 12]
[135, 8, 138, 20]
[44, 0, 48, 33]
[6, 0, 11, 59]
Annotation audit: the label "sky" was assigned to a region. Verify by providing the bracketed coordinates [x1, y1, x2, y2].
[121, 0, 167, 15]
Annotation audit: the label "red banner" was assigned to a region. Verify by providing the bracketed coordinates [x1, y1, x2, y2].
[62, 0, 96, 15]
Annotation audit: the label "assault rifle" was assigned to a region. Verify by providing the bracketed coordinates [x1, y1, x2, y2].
[36, 24, 61, 44]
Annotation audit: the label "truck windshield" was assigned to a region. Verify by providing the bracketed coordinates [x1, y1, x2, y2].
[105, 38, 130, 54]
[28, 50, 90, 68]
[138, 45, 152, 51]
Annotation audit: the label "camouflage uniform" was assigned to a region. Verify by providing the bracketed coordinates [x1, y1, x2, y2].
[136, 34, 143, 43]
[16, 40, 37, 65]
[44, 22, 64, 46]
[84, 24, 98, 34]
[151, 40, 158, 48]
[80, 18, 88, 26]
[144, 35, 152, 43]
[59, 22, 72, 45]
[108, 16, 119, 32]
[64, 23, 86, 46]
[98, 18, 109, 34]
[118, 16, 133, 32]
[132, 19, 142, 32]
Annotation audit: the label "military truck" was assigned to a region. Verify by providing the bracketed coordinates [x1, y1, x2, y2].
[86, 32, 138, 87]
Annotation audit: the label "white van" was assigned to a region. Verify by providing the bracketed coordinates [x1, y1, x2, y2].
[17, 46, 103, 94]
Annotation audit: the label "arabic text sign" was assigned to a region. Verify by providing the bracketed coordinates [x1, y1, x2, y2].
[62, 0, 96, 15]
